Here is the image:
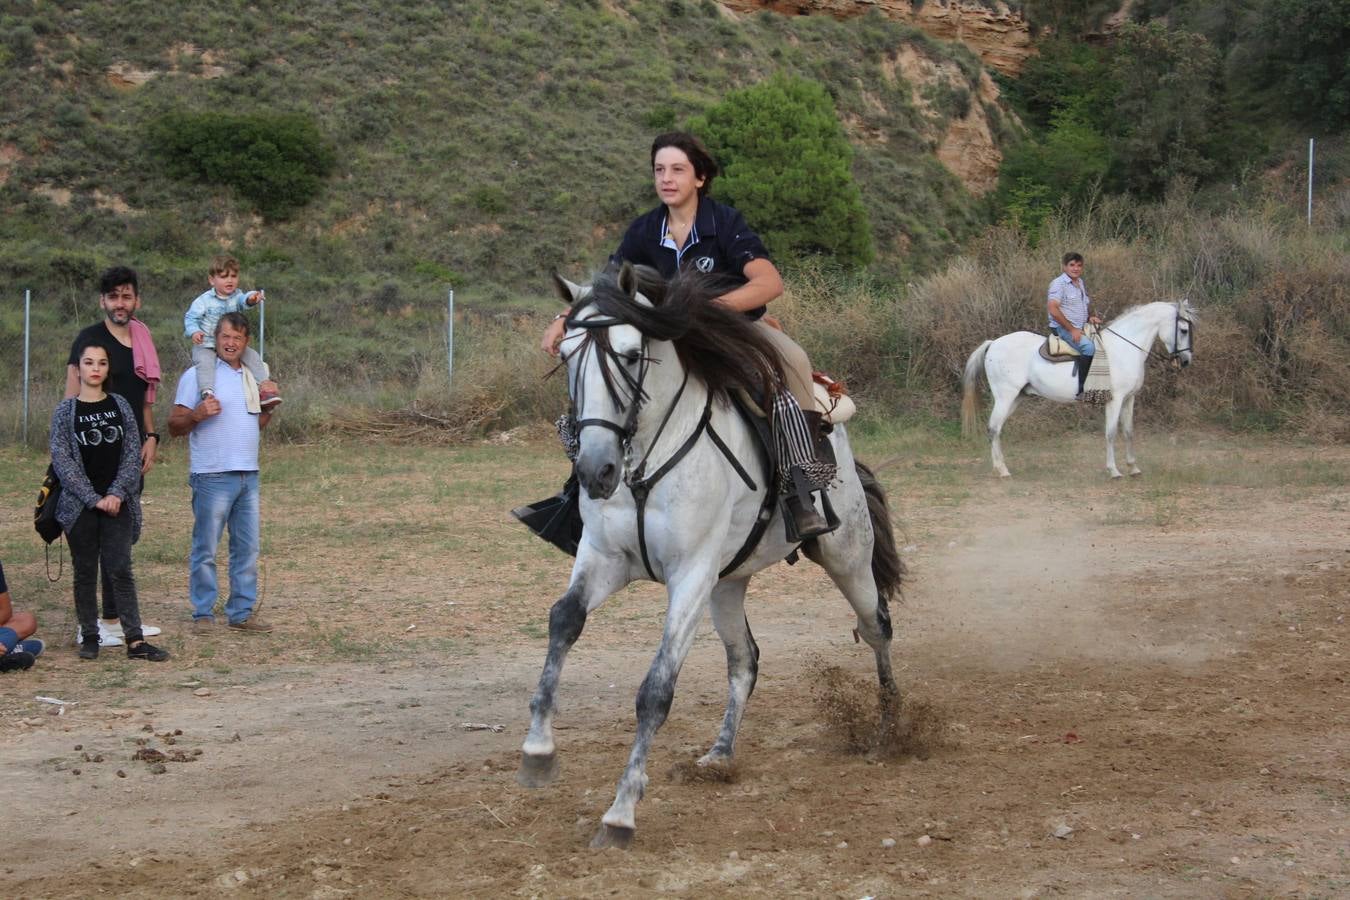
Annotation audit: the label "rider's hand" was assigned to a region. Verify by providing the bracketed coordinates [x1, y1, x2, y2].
[542, 315, 567, 356]
[1070, 326, 1084, 342]
[192, 331, 206, 345]
[1088, 315, 1102, 325]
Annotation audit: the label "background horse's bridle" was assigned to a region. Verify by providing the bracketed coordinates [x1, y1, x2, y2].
[1101, 306, 1195, 362]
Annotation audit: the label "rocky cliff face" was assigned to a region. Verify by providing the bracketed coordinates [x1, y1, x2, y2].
[721, 0, 1028, 195]
[720, 0, 1034, 76]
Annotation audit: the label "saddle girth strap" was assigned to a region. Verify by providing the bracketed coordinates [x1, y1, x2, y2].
[629, 392, 715, 581]
[714, 396, 789, 579]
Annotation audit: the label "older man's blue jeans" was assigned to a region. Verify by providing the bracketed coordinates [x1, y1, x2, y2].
[189, 471, 260, 625]
[1052, 325, 1095, 357]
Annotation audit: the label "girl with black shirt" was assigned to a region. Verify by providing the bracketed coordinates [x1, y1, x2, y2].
[50, 344, 168, 662]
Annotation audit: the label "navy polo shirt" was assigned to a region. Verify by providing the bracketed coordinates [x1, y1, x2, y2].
[610, 197, 773, 318]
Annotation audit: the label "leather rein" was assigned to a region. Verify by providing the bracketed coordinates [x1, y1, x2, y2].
[563, 315, 765, 582]
[1101, 308, 1195, 363]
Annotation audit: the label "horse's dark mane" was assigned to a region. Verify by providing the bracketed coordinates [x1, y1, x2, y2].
[575, 265, 786, 402]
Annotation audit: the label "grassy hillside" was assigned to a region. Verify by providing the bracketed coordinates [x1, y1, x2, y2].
[0, 1, 998, 296]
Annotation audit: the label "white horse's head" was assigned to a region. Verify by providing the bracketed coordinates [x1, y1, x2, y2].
[554, 264, 661, 500]
[1162, 298, 1197, 368]
[553, 263, 786, 502]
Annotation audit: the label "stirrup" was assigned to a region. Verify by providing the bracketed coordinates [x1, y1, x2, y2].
[782, 467, 840, 543]
[510, 475, 583, 557]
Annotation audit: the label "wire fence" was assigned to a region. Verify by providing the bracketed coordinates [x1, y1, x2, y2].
[1, 287, 458, 448]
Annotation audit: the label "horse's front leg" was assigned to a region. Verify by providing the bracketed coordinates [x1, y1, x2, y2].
[593, 565, 717, 849]
[699, 577, 756, 771]
[1104, 394, 1126, 479]
[1121, 394, 1142, 476]
[518, 555, 629, 788]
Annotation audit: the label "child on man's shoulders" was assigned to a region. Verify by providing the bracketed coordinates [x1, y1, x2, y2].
[183, 255, 281, 411]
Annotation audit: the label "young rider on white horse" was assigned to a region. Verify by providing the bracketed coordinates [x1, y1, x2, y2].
[540, 132, 836, 540]
[1047, 251, 1102, 400]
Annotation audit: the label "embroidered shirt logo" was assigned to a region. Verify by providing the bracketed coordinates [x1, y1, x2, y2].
[695, 256, 714, 273]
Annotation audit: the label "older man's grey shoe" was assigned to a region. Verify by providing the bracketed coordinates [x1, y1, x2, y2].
[227, 617, 274, 634]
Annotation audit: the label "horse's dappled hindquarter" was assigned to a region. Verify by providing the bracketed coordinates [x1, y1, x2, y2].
[516, 266, 904, 849]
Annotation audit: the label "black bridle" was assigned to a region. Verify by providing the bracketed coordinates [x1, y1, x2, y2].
[562, 313, 652, 454]
[559, 309, 759, 581]
[1101, 306, 1195, 362]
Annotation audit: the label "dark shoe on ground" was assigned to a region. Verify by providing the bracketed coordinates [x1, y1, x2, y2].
[259, 389, 283, 409]
[79, 638, 100, 660]
[192, 617, 217, 635]
[228, 617, 274, 634]
[126, 641, 170, 662]
[0, 650, 36, 672]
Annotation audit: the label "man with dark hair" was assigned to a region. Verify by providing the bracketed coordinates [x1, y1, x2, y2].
[1047, 251, 1102, 400]
[64, 266, 163, 647]
[168, 312, 280, 634]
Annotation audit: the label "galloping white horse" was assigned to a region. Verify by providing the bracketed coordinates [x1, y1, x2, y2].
[962, 300, 1195, 478]
[517, 264, 903, 849]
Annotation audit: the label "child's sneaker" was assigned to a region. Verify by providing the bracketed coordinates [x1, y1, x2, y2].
[126, 641, 170, 662]
[259, 388, 283, 409]
[16, 638, 44, 658]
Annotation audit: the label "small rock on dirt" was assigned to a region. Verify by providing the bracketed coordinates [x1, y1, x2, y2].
[882, 838, 897, 849]
[193, 688, 212, 697]
[917, 835, 933, 846]
[1052, 824, 1074, 839]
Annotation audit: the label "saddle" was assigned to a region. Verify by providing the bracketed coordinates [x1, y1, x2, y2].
[737, 373, 856, 424]
[1039, 324, 1099, 362]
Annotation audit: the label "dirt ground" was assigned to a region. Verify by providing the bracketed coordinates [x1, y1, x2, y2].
[2, 433, 1346, 898]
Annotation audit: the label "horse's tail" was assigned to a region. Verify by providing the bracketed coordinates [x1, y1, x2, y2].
[855, 461, 904, 617]
[961, 340, 993, 438]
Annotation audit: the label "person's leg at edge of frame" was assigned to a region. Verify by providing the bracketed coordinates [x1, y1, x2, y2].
[224, 472, 263, 627]
[189, 473, 233, 623]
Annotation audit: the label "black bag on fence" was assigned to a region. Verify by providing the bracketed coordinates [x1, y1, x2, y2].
[34, 463, 63, 544]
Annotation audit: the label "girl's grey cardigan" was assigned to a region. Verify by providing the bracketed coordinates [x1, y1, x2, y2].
[49, 393, 143, 543]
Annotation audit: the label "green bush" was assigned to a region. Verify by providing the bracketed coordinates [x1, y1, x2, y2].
[691, 74, 874, 268]
[145, 110, 336, 220]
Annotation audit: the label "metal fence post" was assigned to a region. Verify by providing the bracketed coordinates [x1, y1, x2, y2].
[446, 288, 454, 396]
[1307, 138, 1315, 226]
[22, 289, 31, 444]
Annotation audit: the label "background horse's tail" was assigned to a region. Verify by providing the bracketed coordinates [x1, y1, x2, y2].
[856, 461, 904, 613]
[961, 340, 993, 438]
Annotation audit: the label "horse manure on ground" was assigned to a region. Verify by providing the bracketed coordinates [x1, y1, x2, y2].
[809, 661, 945, 759]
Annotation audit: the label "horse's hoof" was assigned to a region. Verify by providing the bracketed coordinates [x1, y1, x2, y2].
[1129, 469, 1143, 477]
[590, 823, 635, 850]
[1109, 472, 1123, 480]
[695, 752, 734, 772]
[516, 752, 559, 788]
